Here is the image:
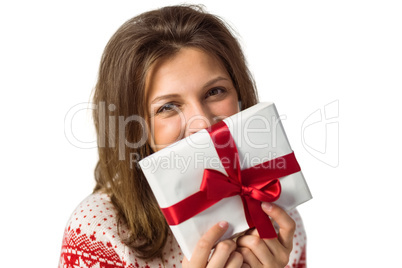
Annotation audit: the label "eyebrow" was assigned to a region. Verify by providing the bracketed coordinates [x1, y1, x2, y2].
[150, 93, 181, 104]
[203, 76, 229, 89]
[150, 76, 229, 104]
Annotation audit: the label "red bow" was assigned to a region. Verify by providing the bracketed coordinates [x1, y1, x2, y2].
[161, 120, 301, 239]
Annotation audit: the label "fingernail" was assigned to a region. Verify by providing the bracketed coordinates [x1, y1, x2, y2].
[218, 221, 228, 229]
[261, 202, 273, 212]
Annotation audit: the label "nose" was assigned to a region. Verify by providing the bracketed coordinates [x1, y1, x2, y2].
[185, 103, 215, 137]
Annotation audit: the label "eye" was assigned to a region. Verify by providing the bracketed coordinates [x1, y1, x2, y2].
[205, 87, 227, 98]
[156, 102, 178, 114]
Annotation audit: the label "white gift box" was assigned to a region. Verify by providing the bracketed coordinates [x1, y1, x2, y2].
[139, 102, 312, 259]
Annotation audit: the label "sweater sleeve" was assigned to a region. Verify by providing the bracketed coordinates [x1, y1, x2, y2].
[58, 193, 184, 268]
[58, 193, 126, 268]
[286, 208, 307, 268]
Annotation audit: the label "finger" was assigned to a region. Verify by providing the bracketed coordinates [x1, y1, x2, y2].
[237, 246, 262, 268]
[238, 235, 290, 267]
[237, 234, 273, 264]
[245, 227, 257, 236]
[261, 237, 287, 260]
[190, 221, 229, 267]
[207, 239, 237, 267]
[182, 257, 190, 267]
[243, 220, 288, 258]
[261, 202, 296, 250]
[222, 251, 243, 268]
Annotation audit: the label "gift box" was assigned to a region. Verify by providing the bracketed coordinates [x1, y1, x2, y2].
[139, 102, 312, 259]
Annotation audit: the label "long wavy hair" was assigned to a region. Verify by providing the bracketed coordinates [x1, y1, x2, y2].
[92, 5, 259, 260]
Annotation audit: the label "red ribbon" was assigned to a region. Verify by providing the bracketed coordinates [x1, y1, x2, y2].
[160, 120, 301, 239]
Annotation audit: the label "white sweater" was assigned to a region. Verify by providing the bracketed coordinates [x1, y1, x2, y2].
[58, 192, 307, 268]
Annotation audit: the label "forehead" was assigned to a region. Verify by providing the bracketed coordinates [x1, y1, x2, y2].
[145, 47, 230, 102]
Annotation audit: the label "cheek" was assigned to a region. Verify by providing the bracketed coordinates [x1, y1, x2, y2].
[210, 94, 240, 118]
[151, 116, 184, 150]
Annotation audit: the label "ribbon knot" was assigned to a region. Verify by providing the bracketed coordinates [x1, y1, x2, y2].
[241, 186, 253, 197]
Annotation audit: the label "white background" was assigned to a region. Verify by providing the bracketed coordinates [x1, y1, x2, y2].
[1, 0, 401, 267]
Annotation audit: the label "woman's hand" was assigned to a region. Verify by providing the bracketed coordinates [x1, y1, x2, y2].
[236, 202, 296, 268]
[182, 221, 243, 268]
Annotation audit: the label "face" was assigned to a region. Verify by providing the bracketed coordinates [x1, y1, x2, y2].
[146, 47, 240, 151]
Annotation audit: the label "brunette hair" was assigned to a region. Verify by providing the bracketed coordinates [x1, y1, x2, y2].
[92, 5, 258, 259]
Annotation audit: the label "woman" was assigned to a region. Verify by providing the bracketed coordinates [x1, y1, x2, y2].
[59, 5, 307, 268]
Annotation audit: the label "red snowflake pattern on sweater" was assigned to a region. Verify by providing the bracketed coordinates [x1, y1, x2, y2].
[59, 193, 307, 267]
[60, 227, 123, 268]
